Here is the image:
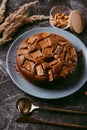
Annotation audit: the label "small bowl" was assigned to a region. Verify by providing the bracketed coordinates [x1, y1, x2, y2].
[50, 5, 71, 29]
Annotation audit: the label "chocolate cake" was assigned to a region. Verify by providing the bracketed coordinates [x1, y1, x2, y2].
[16, 32, 78, 84]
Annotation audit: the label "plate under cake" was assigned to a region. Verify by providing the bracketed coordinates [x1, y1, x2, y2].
[6, 27, 87, 99]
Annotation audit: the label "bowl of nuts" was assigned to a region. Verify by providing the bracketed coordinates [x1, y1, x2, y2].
[50, 5, 71, 29]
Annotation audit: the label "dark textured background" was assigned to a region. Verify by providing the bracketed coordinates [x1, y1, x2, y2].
[0, 0, 87, 130]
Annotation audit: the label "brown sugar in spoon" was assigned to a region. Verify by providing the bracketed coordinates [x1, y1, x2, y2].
[16, 97, 87, 115]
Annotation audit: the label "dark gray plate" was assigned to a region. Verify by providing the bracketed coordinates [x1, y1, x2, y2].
[6, 27, 87, 99]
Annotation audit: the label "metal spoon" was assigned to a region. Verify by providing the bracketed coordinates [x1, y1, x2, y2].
[16, 97, 87, 115]
[16, 97, 39, 115]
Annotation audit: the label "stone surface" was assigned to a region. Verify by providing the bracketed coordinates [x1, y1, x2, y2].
[0, 0, 87, 130]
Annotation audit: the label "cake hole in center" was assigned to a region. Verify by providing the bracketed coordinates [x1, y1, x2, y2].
[44, 56, 54, 63]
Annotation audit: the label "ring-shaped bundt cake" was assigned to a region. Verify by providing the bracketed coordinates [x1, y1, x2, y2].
[16, 32, 77, 84]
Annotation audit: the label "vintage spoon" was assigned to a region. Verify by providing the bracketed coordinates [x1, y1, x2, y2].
[16, 97, 87, 115]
